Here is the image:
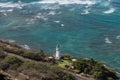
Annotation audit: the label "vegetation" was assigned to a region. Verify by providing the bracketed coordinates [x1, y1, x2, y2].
[61, 54, 74, 60]
[0, 40, 46, 61]
[72, 58, 118, 80]
[58, 60, 71, 68]
[0, 71, 14, 80]
[0, 40, 119, 80]
[58, 55, 119, 80]
[17, 62, 75, 80]
[0, 49, 75, 80]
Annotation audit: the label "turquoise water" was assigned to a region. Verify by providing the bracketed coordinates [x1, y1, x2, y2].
[0, 0, 120, 71]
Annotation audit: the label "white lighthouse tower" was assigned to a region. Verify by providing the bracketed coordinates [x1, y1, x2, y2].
[55, 44, 61, 59]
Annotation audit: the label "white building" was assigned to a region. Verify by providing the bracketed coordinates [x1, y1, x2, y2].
[55, 44, 61, 59]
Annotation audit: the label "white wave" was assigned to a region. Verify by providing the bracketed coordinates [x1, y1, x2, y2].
[54, 20, 60, 23]
[108, 0, 111, 2]
[69, 8, 75, 11]
[81, 9, 90, 15]
[26, 19, 36, 24]
[3, 13, 7, 16]
[61, 24, 64, 27]
[0, 9, 13, 12]
[21, 44, 30, 50]
[35, 13, 48, 20]
[38, 0, 96, 5]
[0, 2, 23, 8]
[26, 13, 49, 24]
[0, 0, 96, 8]
[0, 0, 114, 15]
[105, 37, 112, 44]
[48, 11, 56, 15]
[33, 11, 56, 22]
[35, 13, 46, 19]
[8, 40, 16, 43]
[40, 5, 60, 10]
[104, 7, 115, 14]
[1, 39, 15, 43]
[18, 0, 22, 3]
[0, 0, 97, 13]
[116, 35, 120, 39]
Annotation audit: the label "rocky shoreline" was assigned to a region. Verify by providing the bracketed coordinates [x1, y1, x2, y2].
[0, 39, 120, 80]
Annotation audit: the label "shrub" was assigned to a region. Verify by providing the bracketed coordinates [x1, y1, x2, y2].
[61, 54, 73, 60]
[0, 62, 9, 70]
[21, 51, 45, 61]
[4, 56, 22, 64]
[0, 49, 6, 59]
[17, 62, 75, 80]
[72, 58, 119, 80]
[3, 56, 23, 70]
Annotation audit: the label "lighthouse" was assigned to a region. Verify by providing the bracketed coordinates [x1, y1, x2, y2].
[55, 44, 61, 59]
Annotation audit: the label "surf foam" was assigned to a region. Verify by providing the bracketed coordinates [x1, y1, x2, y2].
[0, 9, 13, 13]
[104, 7, 115, 14]
[0, 0, 96, 8]
[105, 37, 112, 44]
[0, 2, 23, 8]
[81, 9, 90, 15]
[21, 44, 30, 50]
[116, 35, 120, 39]
[38, 0, 96, 5]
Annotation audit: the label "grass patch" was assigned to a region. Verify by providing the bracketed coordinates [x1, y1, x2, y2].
[58, 60, 71, 69]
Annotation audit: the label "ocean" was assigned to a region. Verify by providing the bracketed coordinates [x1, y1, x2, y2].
[0, 0, 120, 71]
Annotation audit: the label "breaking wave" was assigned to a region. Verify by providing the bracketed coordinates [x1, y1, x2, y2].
[104, 7, 115, 14]
[105, 37, 112, 44]
[38, 0, 96, 5]
[0, 0, 116, 14]
[0, 0, 97, 8]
